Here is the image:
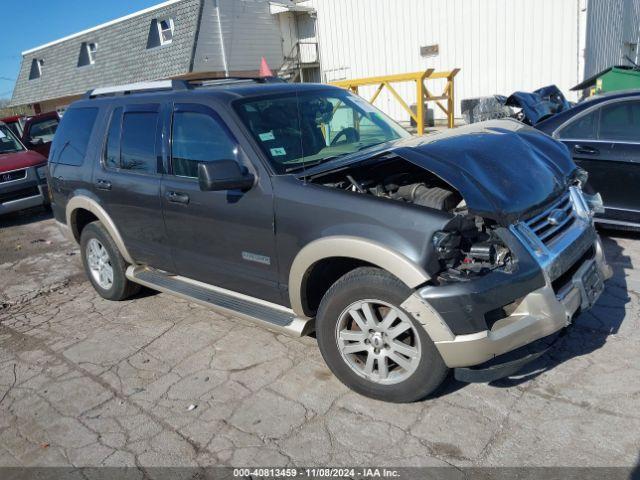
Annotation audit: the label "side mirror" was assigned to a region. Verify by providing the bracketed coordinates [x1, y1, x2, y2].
[198, 160, 255, 192]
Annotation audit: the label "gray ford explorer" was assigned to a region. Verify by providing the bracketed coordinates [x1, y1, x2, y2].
[49, 78, 612, 403]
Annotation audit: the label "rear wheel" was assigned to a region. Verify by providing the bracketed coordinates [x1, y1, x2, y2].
[316, 267, 449, 403]
[80, 221, 140, 301]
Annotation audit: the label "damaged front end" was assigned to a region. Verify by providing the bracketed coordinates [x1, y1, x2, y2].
[305, 119, 611, 380]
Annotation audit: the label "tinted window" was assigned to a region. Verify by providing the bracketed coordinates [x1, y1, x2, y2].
[599, 101, 640, 142]
[558, 110, 598, 140]
[120, 112, 159, 173]
[171, 111, 237, 178]
[29, 118, 59, 143]
[50, 108, 99, 165]
[104, 108, 123, 169]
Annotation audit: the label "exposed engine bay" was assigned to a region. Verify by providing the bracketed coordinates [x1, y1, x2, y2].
[309, 157, 514, 282]
[309, 157, 464, 213]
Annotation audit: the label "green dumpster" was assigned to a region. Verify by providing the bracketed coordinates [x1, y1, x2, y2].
[571, 66, 640, 95]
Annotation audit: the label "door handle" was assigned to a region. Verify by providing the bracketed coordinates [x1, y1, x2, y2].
[573, 145, 600, 155]
[95, 179, 112, 191]
[166, 191, 190, 205]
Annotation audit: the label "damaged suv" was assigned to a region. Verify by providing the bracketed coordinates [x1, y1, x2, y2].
[50, 79, 611, 403]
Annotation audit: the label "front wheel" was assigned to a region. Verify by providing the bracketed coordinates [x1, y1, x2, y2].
[316, 267, 449, 403]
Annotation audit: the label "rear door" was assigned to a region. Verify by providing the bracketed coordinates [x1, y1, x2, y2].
[92, 103, 173, 270]
[556, 99, 640, 225]
[160, 102, 280, 302]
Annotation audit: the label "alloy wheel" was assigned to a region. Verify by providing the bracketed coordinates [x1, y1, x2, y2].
[335, 299, 422, 385]
[86, 238, 114, 290]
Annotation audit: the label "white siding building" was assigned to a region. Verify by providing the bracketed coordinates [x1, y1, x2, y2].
[11, 0, 638, 122]
[309, 0, 639, 122]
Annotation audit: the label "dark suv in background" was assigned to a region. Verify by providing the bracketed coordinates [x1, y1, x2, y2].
[49, 78, 611, 403]
[536, 89, 640, 230]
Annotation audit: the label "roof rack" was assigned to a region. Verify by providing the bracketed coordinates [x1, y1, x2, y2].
[189, 76, 285, 87]
[85, 76, 285, 99]
[85, 79, 189, 98]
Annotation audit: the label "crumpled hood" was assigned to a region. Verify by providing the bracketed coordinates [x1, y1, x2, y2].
[388, 119, 577, 225]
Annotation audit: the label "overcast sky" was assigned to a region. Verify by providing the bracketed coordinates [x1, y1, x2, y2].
[0, 0, 162, 99]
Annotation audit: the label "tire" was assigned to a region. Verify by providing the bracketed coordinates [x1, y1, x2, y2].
[80, 221, 140, 301]
[316, 267, 449, 403]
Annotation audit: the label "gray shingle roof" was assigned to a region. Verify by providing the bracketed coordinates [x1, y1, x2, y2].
[10, 0, 202, 107]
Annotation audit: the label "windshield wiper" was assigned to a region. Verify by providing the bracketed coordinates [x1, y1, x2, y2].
[285, 155, 346, 173]
[356, 140, 390, 152]
[284, 144, 391, 174]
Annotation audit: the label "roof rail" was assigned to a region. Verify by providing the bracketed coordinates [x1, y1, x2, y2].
[84, 76, 286, 99]
[85, 79, 190, 98]
[189, 76, 286, 87]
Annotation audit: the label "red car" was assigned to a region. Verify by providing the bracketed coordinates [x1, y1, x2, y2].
[0, 111, 60, 158]
[0, 121, 49, 215]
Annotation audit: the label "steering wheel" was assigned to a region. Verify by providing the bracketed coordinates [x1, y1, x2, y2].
[330, 127, 360, 146]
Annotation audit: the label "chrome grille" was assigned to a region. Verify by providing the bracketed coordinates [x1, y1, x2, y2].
[525, 191, 576, 246]
[0, 169, 27, 184]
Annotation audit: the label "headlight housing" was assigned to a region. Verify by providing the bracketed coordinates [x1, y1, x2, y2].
[36, 165, 48, 180]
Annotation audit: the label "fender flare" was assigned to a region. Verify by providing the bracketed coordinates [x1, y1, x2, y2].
[288, 235, 431, 316]
[66, 196, 135, 264]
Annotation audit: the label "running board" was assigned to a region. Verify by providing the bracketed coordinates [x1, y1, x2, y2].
[126, 266, 313, 337]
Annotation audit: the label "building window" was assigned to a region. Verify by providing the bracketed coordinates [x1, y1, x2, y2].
[78, 42, 97, 67]
[147, 18, 174, 49]
[158, 18, 174, 45]
[29, 59, 43, 80]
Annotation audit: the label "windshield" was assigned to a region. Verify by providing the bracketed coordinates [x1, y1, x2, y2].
[0, 124, 26, 154]
[235, 89, 410, 174]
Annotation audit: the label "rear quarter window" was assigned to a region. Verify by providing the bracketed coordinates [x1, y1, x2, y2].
[49, 107, 99, 165]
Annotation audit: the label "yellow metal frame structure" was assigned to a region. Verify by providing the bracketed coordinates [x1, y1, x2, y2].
[330, 69, 460, 134]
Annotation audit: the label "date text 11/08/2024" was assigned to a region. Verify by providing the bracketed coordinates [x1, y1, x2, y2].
[232, 468, 400, 477]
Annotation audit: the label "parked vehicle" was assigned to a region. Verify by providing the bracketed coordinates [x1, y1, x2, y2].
[461, 85, 572, 126]
[0, 122, 50, 215]
[50, 79, 611, 402]
[1, 115, 26, 138]
[536, 90, 640, 230]
[0, 111, 60, 158]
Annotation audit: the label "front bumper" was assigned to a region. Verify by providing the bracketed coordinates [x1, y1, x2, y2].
[0, 165, 49, 215]
[403, 235, 612, 370]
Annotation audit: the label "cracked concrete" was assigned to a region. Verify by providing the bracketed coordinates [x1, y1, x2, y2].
[0, 209, 639, 468]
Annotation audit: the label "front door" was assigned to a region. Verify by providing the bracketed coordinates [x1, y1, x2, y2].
[556, 99, 640, 225]
[161, 103, 281, 303]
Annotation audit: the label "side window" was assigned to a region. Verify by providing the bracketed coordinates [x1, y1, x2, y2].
[50, 108, 99, 165]
[171, 110, 237, 178]
[120, 111, 160, 173]
[557, 109, 598, 140]
[28, 118, 59, 143]
[104, 107, 123, 169]
[598, 101, 640, 142]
